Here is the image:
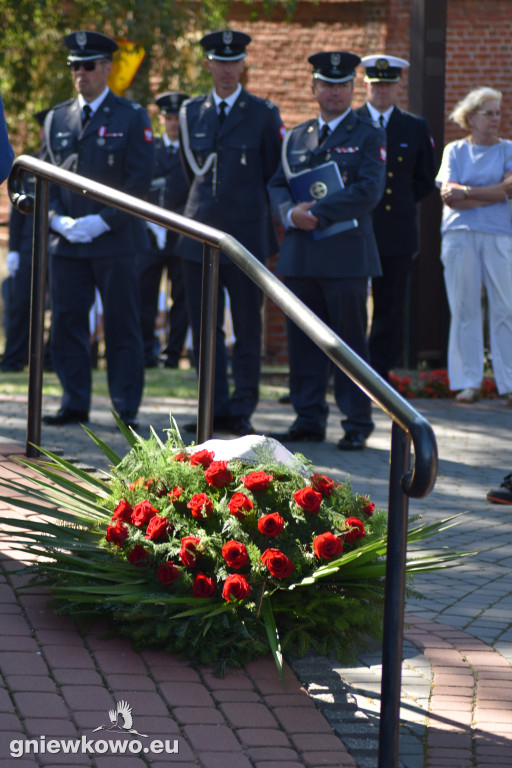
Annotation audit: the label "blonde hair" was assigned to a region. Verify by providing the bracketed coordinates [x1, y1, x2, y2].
[449, 87, 502, 130]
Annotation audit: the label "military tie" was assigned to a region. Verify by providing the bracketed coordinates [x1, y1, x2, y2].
[82, 104, 92, 127]
[218, 101, 227, 125]
[318, 123, 330, 146]
[378, 114, 385, 129]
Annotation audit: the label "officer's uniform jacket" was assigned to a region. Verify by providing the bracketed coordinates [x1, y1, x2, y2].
[178, 88, 283, 263]
[0, 93, 14, 184]
[148, 136, 189, 254]
[268, 109, 386, 278]
[356, 104, 436, 257]
[45, 89, 155, 258]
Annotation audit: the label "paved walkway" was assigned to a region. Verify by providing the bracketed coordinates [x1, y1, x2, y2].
[0, 388, 511, 767]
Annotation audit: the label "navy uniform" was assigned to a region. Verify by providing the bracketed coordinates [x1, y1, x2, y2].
[0, 91, 14, 183]
[357, 55, 436, 379]
[178, 30, 283, 435]
[138, 92, 190, 368]
[42, 31, 155, 428]
[2, 110, 50, 373]
[268, 52, 386, 450]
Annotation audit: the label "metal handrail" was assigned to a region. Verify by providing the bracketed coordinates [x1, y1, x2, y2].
[8, 154, 438, 768]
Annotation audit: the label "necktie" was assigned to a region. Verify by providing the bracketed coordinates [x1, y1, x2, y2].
[82, 104, 92, 127]
[379, 114, 385, 129]
[218, 101, 227, 125]
[318, 124, 330, 146]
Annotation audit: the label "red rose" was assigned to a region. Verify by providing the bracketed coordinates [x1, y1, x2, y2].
[127, 545, 150, 565]
[343, 517, 367, 543]
[189, 449, 214, 468]
[131, 499, 158, 528]
[111, 499, 133, 522]
[228, 492, 253, 519]
[105, 520, 129, 545]
[187, 493, 213, 519]
[221, 540, 249, 569]
[242, 471, 273, 493]
[193, 572, 216, 598]
[168, 486, 184, 502]
[144, 514, 170, 541]
[310, 473, 335, 497]
[204, 460, 233, 488]
[257, 513, 285, 537]
[313, 532, 343, 560]
[171, 452, 188, 463]
[180, 536, 202, 567]
[293, 486, 322, 514]
[360, 497, 375, 517]
[261, 548, 294, 578]
[157, 561, 181, 586]
[222, 574, 251, 602]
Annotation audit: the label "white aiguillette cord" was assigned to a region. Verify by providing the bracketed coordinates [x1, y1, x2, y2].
[179, 104, 218, 194]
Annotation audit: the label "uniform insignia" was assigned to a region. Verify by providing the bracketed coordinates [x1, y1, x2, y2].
[330, 53, 341, 67]
[380, 145, 387, 162]
[76, 31, 88, 49]
[310, 180, 328, 199]
[144, 127, 153, 142]
[222, 30, 233, 45]
[332, 146, 359, 154]
[279, 125, 286, 141]
[307, 125, 314, 133]
[376, 58, 389, 70]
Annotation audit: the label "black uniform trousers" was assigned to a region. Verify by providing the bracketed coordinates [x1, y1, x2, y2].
[2, 259, 31, 370]
[50, 253, 144, 417]
[138, 247, 188, 367]
[369, 253, 413, 378]
[284, 275, 373, 438]
[181, 258, 262, 420]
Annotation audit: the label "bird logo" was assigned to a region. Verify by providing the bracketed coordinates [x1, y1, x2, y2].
[92, 700, 148, 737]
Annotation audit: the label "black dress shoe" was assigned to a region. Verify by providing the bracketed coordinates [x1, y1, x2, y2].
[269, 425, 325, 443]
[43, 408, 89, 426]
[228, 416, 254, 436]
[118, 413, 139, 430]
[337, 431, 367, 451]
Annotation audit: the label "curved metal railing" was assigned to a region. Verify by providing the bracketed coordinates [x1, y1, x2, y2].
[8, 153, 438, 768]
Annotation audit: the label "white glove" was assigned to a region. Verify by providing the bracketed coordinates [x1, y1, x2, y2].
[147, 221, 167, 250]
[6, 251, 20, 277]
[50, 215, 92, 243]
[73, 214, 110, 241]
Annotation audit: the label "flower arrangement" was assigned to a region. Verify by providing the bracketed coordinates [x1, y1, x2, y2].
[388, 369, 499, 400]
[1, 416, 466, 676]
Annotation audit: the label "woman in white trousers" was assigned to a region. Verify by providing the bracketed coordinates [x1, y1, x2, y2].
[437, 87, 512, 404]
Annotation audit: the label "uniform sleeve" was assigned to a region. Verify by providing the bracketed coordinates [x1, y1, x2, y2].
[313, 125, 387, 227]
[412, 118, 437, 203]
[0, 92, 15, 184]
[99, 105, 155, 230]
[261, 104, 284, 183]
[267, 157, 295, 227]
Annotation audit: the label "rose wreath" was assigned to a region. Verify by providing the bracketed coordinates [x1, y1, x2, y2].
[0, 416, 466, 676]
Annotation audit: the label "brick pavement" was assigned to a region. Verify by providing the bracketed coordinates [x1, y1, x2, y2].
[0, 391, 511, 767]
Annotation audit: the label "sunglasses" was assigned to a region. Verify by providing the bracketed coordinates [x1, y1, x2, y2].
[68, 60, 104, 72]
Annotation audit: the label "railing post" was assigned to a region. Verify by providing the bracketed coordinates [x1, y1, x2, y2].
[378, 420, 411, 768]
[26, 176, 49, 457]
[196, 244, 220, 443]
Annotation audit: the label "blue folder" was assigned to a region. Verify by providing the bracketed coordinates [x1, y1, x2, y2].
[288, 161, 358, 241]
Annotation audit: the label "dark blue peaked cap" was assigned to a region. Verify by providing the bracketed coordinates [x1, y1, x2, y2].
[64, 30, 118, 62]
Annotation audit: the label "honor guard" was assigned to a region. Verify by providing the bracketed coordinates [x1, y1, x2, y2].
[42, 30, 155, 428]
[178, 29, 284, 436]
[268, 51, 386, 450]
[138, 91, 190, 369]
[357, 54, 436, 380]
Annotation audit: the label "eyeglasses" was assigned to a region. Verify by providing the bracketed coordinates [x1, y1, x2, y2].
[68, 60, 103, 72]
[476, 110, 501, 118]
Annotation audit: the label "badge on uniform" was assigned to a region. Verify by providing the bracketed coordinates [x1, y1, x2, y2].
[144, 127, 153, 143]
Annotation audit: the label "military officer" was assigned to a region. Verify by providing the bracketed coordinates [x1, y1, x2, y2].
[357, 55, 436, 380]
[139, 91, 190, 369]
[0, 90, 14, 183]
[42, 30, 155, 428]
[178, 29, 283, 436]
[268, 51, 386, 450]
